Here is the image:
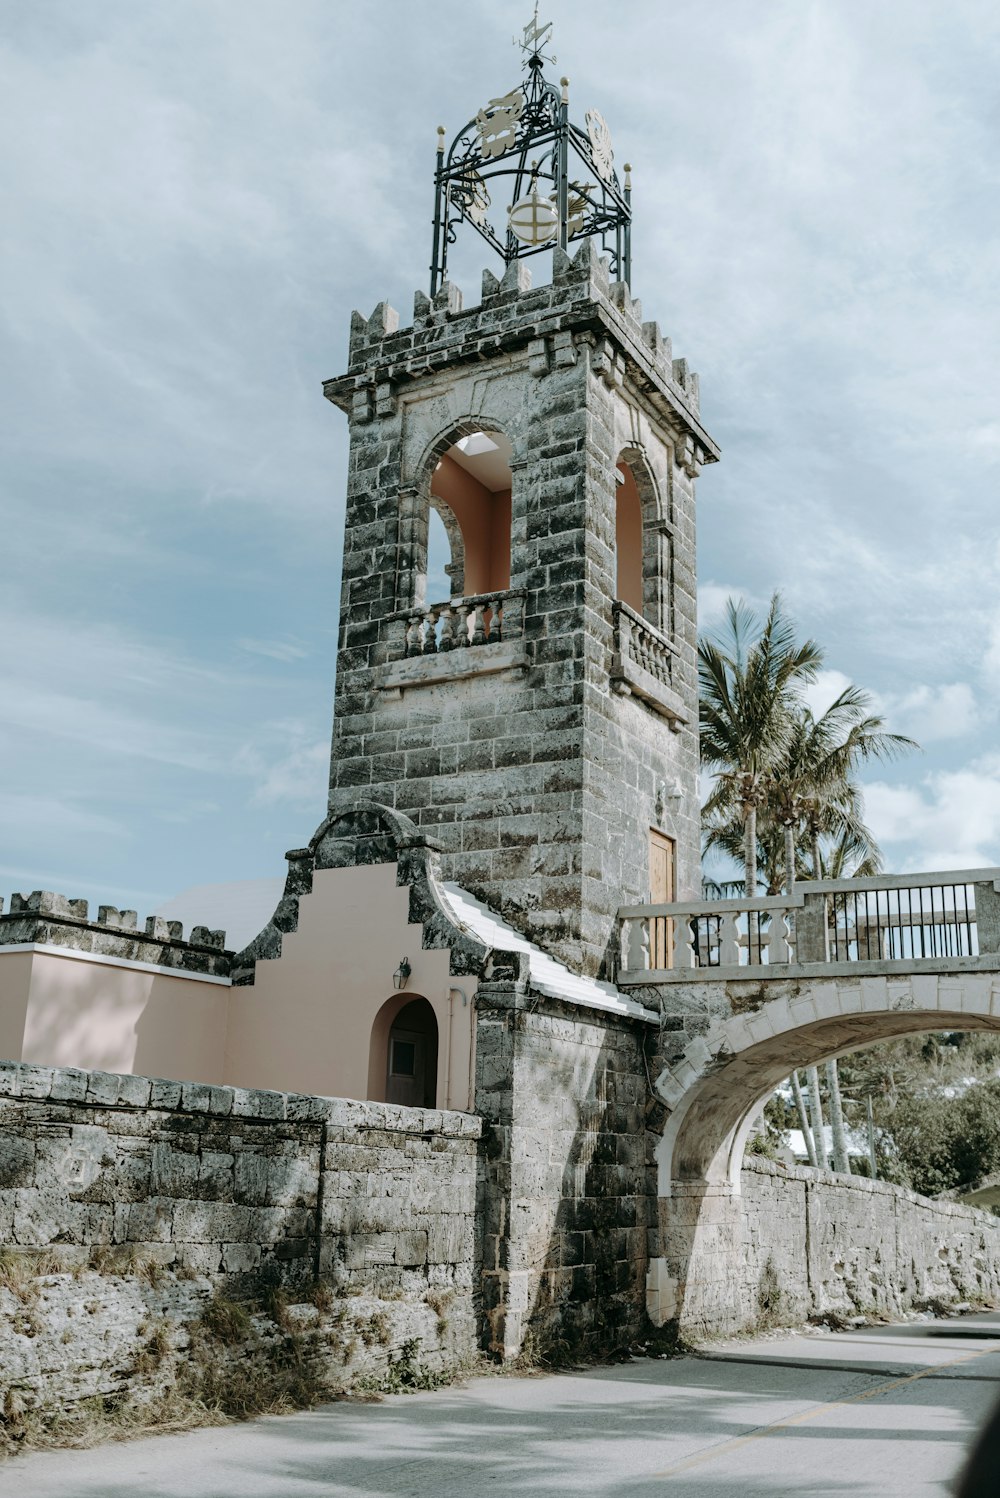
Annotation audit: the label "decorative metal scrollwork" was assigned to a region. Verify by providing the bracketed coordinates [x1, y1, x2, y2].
[430, 11, 631, 295]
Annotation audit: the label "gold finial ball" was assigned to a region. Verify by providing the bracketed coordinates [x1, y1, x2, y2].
[561, 76, 569, 86]
[437, 125, 446, 135]
[624, 163, 632, 173]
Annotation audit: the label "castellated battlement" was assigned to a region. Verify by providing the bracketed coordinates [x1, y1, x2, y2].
[0, 890, 230, 975]
[324, 238, 717, 468]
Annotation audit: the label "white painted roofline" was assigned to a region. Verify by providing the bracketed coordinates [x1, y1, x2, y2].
[0, 944, 231, 987]
[439, 883, 658, 1025]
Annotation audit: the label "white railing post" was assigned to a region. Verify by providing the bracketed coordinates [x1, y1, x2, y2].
[718, 912, 741, 966]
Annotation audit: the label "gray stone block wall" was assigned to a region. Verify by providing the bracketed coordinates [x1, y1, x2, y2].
[0, 1062, 482, 1417]
[323, 242, 718, 979]
[736, 1159, 1000, 1331]
[474, 990, 654, 1360]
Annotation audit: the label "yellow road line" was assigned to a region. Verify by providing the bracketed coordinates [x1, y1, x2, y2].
[654, 1343, 1000, 1479]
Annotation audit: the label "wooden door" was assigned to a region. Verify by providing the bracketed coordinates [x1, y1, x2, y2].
[386, 1026, 427, 1108]
[649, 830, 676, 969]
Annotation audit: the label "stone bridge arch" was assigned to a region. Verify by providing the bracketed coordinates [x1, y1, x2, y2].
[647, 969, 1000, 1333]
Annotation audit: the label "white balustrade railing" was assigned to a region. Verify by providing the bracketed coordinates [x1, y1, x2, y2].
[402, 589, 525, 658]
[620, 895, 798, 975]
[618, 868, 1000, 978]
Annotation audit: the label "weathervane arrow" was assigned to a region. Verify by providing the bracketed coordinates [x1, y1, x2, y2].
[514, 3, 555, 64]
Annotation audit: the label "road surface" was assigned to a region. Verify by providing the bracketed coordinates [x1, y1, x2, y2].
[3, 1313, 999, 1496]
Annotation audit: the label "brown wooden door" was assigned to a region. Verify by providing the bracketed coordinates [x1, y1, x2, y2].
[649, 830, 675, 968]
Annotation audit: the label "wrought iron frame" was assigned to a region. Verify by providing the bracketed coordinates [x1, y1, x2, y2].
[430, 44, 631, 296]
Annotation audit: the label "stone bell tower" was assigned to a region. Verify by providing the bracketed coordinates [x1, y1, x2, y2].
[322, 27, 719, 979]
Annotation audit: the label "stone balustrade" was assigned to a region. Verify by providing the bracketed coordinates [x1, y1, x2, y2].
[618, 867, 1000, 981]
[610, 601, 687, 725]
[403, 589, 525, 657]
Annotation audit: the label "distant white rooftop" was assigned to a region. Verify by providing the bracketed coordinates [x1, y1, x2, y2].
[155, 879, 283, 951]
[787, 1125, 868, 1161]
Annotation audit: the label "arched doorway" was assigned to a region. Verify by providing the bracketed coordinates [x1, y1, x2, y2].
[368, 995, 439, 1109]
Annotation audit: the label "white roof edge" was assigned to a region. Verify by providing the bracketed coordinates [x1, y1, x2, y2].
[439, 882, 658, 1025]
[0, 943, 231, 986]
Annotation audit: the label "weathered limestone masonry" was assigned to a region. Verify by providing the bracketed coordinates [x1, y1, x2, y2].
[0, 892, 229, 975]
[475, 985, 655, 1360]
[738, 1158, 1000, 1333]
[0, 1061, 481, 1417]
[621, 964, 1000, 1335]
[323, 240, 719, 980]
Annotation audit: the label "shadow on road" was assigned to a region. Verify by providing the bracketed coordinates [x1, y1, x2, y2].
[2, 1325, 998, 1498]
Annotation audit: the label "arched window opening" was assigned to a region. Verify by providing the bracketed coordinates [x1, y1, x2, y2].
[367, 995, 438, 1109]
[431, 430, 512, 598]
[615, 461, 644, 613]
[427, 507, 453, 600]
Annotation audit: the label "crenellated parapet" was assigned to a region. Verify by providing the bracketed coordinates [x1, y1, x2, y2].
[323, 239, 718, 472]
[0, 890, 230, 976]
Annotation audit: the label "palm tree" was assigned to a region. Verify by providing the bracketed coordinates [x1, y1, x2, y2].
[699, 594, 822, 894]
[768, 692, 917, 893]
[702, 813, 790, 895]
[700, 597, 918, 1178]
[790, 1069, 818, 1167]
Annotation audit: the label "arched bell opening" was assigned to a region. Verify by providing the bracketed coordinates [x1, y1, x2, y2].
[615, 462, 643, 613]
[427, 500, 466, 599]
[430, 429, 513, 599]
[367, 994, 439, 1110]
[614, 449, 668, 632]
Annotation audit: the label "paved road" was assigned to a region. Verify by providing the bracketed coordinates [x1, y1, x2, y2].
[4, 1315, 1000, 1497]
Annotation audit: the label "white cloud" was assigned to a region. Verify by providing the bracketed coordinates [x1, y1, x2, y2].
[981, 611, 1000, 689]
[238, 638, 310, 663]
[968, 421, 1000, 455]
[882, 682, 979, 743]
[801, 670, 855, 720]
[697, 582, 769, 634]
[864, 756, 1000, 872]
[248, 739, 328, 808]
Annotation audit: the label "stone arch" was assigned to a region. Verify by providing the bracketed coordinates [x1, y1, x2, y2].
[615, 446, 668, 631]
[400, 418, 517, 609]
[654, 971, 1000, 1197]
[429, 495, 466, 597]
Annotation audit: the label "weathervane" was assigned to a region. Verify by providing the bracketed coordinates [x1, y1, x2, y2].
[515, 4, 556, 66]
[429, 10, 631, 295]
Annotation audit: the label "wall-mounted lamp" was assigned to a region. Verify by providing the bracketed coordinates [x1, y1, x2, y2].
[392, 957, 412, 991]
[655, 779, 684, 821]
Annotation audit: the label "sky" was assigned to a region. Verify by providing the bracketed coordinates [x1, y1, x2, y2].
[2, 0, 999, 926]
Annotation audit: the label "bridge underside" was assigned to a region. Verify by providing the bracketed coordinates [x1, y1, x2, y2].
[642, 967, 1000, 1334]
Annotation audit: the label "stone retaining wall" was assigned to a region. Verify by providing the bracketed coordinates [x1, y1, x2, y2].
[740, 1157, 1000, 1327]
[0, 1061, 481, 1427]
